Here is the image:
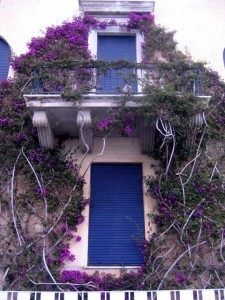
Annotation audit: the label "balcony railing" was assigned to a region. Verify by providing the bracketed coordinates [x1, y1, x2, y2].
[26, 61, 204, 97]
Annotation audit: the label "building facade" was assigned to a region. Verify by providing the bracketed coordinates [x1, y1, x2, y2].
[0, 0, 224, 289]
[0, 0, 225, 81]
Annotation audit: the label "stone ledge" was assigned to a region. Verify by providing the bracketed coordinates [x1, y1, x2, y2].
[79, 0, 155, 15]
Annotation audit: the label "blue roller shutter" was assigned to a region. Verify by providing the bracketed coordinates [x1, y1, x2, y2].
[223, 48, 225, 68]
[97, 35, 137, 94]
[0, 39, 10, 80]
[88, 163, 144, 266]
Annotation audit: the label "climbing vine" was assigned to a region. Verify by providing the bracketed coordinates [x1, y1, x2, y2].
[0, 12, 225, 291]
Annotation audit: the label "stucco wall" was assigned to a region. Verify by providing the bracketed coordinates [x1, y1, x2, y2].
[155, 0, 225, 80]
[0, 0, 224, 79]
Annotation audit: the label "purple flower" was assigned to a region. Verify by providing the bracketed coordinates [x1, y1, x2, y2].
[198, 185, 205, 193]
[19, 267, 26, 277]
[58, 244, 75, 265]
[77, 215, 85, 224]
[35, 186, 47, 198]
[216, 115, 224, 125]
[193, 209, 204, 216]
[124, 125, 132, 135]
[209, 185, 216, 192]
[76, 235, 81, 242]
[55, 225, 69, 233]
[152, 185, 160, 195]
[16, 131, 27, 142]
[96, 118, 112, 130]
[46, 256, 55, 265]
[176, 272, 188, 285]
[0, 118, 13, 125]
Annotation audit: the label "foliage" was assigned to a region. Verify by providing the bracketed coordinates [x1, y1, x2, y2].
[1, 10, 225, 292]
[141, 86, 202, 127]
[94, 110, 137, 137]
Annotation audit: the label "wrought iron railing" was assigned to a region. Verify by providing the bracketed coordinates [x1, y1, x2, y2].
[26, 62, 204, 97]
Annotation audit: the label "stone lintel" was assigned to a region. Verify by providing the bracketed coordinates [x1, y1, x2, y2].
[79, 0, 155, 15]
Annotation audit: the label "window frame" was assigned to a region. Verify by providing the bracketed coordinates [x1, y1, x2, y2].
[88, 26, 144, 93]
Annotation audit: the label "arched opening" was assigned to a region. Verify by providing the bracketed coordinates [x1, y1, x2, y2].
[0, 37, 11, 80]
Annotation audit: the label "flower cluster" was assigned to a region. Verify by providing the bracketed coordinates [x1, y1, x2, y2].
[11, 17, 91, 74]
[16, 131, 28, 143]
[175, 272, 188, 286]
[146, 163, 225, 243]
[1, 7, 225, 291]
[0, 117, 13, 125]
[121, 112, 136, 136]
[61, 268, 148, 291]
[96, 118, 112, 130]
[121, 13, 154, 32]
[28, 147, 48, 163]
[58, 244, 75, 265]
[96, 112, 136, 136]
[35, 185, 47, 198]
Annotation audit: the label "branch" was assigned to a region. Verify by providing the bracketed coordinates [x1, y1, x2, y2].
[208, 89, 224, 115]
[197, 270, 212, 289]
[176, 130, 205, 185]
[42, 239, 64, 291]
[22, 148, 48, 220]
[0, 267, 9, 289]
[156, 118, 176, 178]
[27, 277, 98, 291]
[77, 111, 90, 173]
[82, 136, 107, 177]
[180, 198, 206, 243]
[10, 150, 24, 247]
[154, 220, 176, 242]
[157, 240, 206, 290]
[219, 231, 225, 264]
[142, 244, 175, 282]
[214, 270, 224, 288]
[209, 161, 219, 183]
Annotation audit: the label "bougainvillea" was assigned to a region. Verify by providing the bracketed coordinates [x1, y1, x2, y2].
[1, 10, 225, 292]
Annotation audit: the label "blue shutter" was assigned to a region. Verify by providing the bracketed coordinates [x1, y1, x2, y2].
[223, 48, 225, 68]
[88, 163, 144, 266]
[97, 35, 137, 94]
[0, 39, 10, 80]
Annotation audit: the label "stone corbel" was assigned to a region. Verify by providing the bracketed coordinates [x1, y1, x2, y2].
[188, 96, 211, 145]
[32, 111, 54, 149]
[188, 113, 205, 146]
[76, 110, 93, 153]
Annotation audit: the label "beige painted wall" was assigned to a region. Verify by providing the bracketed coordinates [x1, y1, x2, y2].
[0, 0, 78, 55]
[155, 0, 225, 80]
[0, 0, 224, 79]
[62, 137, 157, 272]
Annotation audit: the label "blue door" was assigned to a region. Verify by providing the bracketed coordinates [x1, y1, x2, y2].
[88, 163, 144, 266]
[97, 35, 137, 94]
[0, 39, 10, 80]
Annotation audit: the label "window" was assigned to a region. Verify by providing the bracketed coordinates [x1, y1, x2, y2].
[88, 163, 144, 266]
[0, 38, 11, 80]
[223, 48, 225, 68]
[97, 35, 137, 94]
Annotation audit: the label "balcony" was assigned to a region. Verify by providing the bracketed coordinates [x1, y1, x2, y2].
[23, 61, 209, 151]
[25, 61, 205, 98]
